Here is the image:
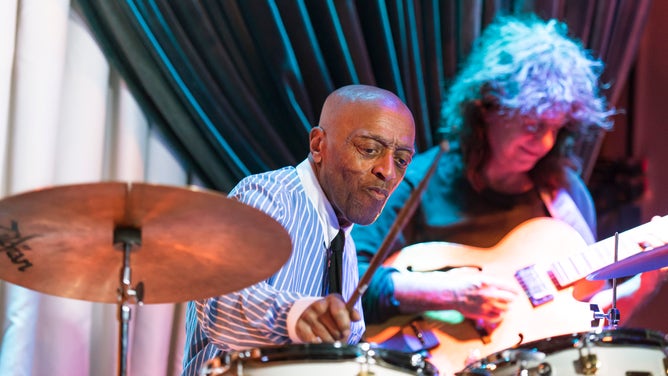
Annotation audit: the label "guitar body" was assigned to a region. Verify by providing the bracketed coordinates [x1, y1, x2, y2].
[364, 218, 604, 376]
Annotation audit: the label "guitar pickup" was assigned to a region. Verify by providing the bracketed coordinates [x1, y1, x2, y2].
[515, 265, 555, 307]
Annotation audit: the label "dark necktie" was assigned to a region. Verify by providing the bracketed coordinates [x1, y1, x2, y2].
[323, 230, 345, 295]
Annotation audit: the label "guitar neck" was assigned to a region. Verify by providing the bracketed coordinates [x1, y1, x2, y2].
[516, 216, 668, 307]
[552, 219, 666, 286]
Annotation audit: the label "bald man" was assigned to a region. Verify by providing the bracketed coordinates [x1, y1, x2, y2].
[181, 85, 416, 376]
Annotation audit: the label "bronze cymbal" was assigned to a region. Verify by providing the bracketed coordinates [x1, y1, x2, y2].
[587, 243, 668, 280]
[0, 182, 292, 304]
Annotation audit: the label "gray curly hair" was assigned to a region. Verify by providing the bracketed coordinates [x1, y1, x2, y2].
[441, 14, 614, 138]
[439, 14, 615, 190]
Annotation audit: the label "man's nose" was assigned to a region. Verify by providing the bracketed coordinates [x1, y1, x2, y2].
[372, 152, 397, 181]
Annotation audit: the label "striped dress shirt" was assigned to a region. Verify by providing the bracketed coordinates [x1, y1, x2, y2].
[181, 160, 365, 375]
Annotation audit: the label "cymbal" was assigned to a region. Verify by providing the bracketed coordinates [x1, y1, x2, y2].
[0, 182, 292, 304]
[587, 243, 668, 280]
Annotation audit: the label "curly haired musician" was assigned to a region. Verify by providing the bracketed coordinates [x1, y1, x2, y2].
[352, 14, 664, 374]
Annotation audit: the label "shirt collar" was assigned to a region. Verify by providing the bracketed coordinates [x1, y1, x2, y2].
[296, 159, 353, 241]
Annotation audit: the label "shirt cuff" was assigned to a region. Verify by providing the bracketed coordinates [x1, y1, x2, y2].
[287, 296, 322, 343]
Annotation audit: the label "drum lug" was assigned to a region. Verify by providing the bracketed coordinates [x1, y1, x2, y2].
[575, 353, 598, 375]
[354, 342, 373, 375]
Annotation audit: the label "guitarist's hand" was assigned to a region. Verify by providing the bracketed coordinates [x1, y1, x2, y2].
[392, 268, 518, 324]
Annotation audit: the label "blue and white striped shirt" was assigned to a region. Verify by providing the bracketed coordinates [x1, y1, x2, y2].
[181, 160, 365, 375]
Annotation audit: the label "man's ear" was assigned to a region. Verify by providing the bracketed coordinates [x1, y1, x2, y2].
[309, 126, 325, 163]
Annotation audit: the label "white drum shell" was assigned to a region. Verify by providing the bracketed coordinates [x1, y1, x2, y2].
[459, 328, 668, 376]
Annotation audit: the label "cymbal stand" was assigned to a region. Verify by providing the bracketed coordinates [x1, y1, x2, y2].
[590, 232, 621, 329]
[114, 226, 145, 376]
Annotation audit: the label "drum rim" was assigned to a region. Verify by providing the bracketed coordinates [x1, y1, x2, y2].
[224, 342, 439, 375]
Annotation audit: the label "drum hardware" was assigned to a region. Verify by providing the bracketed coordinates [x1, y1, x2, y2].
[356, 342, 377, 375]
[589, 233, 622, 330]
[589, 303, 619, 329]
[0, 182, 292, 376]
[574, 352, 597, 375]
[487, 349, 551, 376]
[455, 349, 550, 375]
[114, 225, 144, 376]
[573, 334, 599, 375]
[486, 348, 550, 376]
[200, 352, 232, 376]
[575, 233, 621, 376]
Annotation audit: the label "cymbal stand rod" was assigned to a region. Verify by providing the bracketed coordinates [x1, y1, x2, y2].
[114, 226, 143, 376]
[590, 232, 622, 329]
[609, 232, 620, 328]
[118, 242, 132, 376]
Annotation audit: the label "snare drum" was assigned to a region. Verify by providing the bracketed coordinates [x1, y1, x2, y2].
[458, 328, 668, 375]
[201, 342, 438, 375]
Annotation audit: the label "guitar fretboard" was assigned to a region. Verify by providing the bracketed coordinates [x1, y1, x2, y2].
[515, 216, 667, 307]
[550, 219, 666, 287]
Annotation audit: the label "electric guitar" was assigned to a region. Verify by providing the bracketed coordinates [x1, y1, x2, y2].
[364, 216, 668, 375]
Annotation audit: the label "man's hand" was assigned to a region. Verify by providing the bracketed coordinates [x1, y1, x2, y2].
[295, 294, 361, 343]
[392, 268, 518, 324]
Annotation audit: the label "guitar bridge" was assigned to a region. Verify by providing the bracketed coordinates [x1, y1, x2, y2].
[515, 265, 555, 307]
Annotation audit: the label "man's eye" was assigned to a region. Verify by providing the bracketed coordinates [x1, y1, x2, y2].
[395, 154, 412, 168]
[525, 124, 538, 133]
[356, 143, 382, 156]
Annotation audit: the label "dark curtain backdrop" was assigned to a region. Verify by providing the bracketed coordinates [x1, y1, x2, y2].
[73, 0, 651, 192]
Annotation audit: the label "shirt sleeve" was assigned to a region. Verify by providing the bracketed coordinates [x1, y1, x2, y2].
[194, 281, 302, 351]
[565, 168, 598, 241]
[193, 172, 308, 351]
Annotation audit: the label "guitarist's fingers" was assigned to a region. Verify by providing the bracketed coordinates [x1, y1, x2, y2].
[462, 300, 506, 323]
[488, 286, 518, 303]
[447, 267, 520, 294]
[484, 289, 515, 312]
[456, 287, 515, 323]
[478, 276, 520, 295]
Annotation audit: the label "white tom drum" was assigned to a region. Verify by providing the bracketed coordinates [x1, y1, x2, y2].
[201, 342, 438, 375]
[458, 328, 668, 375]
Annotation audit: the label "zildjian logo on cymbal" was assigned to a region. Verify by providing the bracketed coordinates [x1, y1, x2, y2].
[0, 220, 36, 272]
